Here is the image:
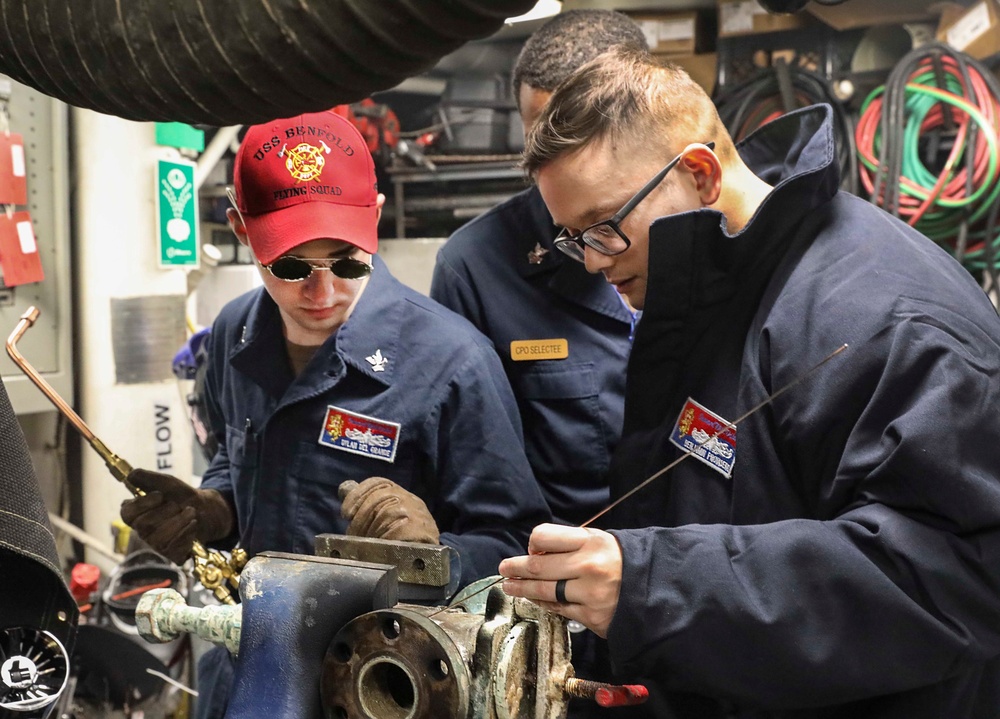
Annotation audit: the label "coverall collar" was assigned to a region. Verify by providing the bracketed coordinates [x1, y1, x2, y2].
[643, 104, 840, 324]
[334, 254, 402, 386]
[517, 186, 634, 323]
[624, 104, 840, 432]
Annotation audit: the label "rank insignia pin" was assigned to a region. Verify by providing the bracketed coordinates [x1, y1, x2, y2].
[527, 243, 549, 265]
[365, 349, 388, 372]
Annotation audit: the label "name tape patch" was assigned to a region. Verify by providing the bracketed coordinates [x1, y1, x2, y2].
[319, 405, 400, 463]
[510, 338, 569, 362]
[669, 398, 736, 478]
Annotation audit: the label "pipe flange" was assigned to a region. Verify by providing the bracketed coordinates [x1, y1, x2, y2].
[322, 608, 470, 719]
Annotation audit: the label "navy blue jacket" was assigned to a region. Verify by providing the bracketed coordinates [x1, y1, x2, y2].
[606, 106, 1000, 717]
[199, 256, 551, 588]
[431, 187, 634, 526]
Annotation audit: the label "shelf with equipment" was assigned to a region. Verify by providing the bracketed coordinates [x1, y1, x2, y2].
[385, 156, 529, 239]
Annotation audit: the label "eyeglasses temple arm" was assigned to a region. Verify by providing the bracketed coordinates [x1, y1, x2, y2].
[610, 155, 683, 223]
[610, 141, 716, 223]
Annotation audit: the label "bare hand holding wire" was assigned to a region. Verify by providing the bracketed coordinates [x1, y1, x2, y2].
[498, 524, 622, 638]
[484, 344, 849, 634]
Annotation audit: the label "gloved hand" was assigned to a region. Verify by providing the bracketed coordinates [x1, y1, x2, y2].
[119, 469, 234, 565]
[341, 477, 440, 545]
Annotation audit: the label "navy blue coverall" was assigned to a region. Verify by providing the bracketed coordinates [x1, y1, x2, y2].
[431, 186, 634, 527]
[606, 105, 1000, 718]
[195, 255, 550, 718]
[200, 254, 549, 581]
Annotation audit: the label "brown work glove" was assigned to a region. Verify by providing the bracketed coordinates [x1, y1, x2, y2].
[341, 477, 440, 545]
[119, 468, 234, 565]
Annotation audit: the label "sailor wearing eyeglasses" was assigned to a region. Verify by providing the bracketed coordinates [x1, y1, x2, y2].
[499, 47, 1000, 718]
[120, 110, 550, 717]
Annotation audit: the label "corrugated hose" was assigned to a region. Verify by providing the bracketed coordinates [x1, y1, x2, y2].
[0, 0, 536, 125]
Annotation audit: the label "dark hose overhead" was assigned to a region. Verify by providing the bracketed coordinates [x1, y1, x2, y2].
[0, 0, 537, 125]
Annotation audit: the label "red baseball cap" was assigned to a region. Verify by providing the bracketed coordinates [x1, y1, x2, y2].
[232, 110, 379, 265]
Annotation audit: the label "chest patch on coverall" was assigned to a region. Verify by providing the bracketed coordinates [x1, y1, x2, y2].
[669, 398, 737, 478]
[318, 405, 401, 463]
[509, 338, 569, 361]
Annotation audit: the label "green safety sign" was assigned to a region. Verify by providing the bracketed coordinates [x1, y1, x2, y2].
[155, 122, 205, 152]
[156, 157, 199, 269]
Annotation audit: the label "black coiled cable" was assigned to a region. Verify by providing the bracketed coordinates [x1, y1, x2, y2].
[715, 60, 858, 194]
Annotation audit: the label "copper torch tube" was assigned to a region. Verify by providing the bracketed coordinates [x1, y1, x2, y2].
[7, 307, 90, 438]
[7, 307, 237, 604]
[6, 306, 138, 494]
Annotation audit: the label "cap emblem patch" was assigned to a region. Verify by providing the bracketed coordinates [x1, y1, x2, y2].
[280, 141, 332, 182]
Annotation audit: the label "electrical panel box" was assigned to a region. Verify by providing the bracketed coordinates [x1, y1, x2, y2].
[0, 76, 73, 415]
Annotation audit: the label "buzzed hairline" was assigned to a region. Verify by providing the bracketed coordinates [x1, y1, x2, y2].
[523, 48, 730, 176]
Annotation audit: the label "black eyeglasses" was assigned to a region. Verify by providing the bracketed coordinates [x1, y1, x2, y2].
[263, 255, 374, 282]
[553, 141, 715, 262]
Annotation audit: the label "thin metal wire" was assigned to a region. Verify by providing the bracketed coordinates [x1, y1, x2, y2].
[582, 343, 848, 528]
[429, 343, 849, 618]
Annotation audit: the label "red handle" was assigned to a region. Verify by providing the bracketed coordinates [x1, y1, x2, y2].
[595, 684, 649, 707]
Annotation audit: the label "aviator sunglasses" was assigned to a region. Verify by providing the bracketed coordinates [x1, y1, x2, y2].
[263, 254, 373, 282]
[226, 186, 373, 282]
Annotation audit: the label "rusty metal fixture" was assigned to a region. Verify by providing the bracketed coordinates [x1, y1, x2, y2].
[315, 534, 452, 588]
[322, 577, 573, 719]
[135, 588, 242, 655]
[129, 546, 644, 717]
[325, 608, 477, 719]
[493, 620, 538, 719]
[6, 306, 239, 605]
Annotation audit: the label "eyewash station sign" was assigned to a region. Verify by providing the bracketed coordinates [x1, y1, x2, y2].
[156, 157, 199, 269]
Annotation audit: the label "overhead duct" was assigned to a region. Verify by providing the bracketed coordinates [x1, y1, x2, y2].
[0, 0, 537, 125]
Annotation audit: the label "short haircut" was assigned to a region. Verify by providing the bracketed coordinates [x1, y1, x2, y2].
[511, 10, 649, 108]
[523, 46, 733, 175]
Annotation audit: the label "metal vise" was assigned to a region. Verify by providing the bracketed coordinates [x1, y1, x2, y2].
[135, 537, 577, 719]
